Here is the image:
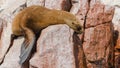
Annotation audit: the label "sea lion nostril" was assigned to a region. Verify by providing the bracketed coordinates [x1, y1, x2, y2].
[77, 26, 82, 30]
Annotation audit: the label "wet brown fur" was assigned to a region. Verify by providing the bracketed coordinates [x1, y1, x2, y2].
[11, 5, 83, 68]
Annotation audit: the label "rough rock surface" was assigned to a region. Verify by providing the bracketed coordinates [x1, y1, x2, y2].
[45, 0, 71, 11]
[112, 8, 120, 48]
[0, 38, 24, 68]
[0, 0, 118, 68]
[83, 23, 114, 68]
[83, 0, 114, 67]
[30, 25, 75, 68]
[0, 21, 11, 63]
[0, 0, 26, 22]
[115, 55, 120, 68]
[85, 1, 114, 28]
[112, 7, 120, 68]
[70, 0, 88, 68]
[27, 0, 71, 11]
[70, 0, 89, 28]
[27, 0, 45, 7]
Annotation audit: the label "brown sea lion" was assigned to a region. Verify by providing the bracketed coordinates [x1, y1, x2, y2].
[11, 5, 83, 68]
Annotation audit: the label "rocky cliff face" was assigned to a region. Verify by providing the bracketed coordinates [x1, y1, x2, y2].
[113, 10, 120, 68]
[0, 0, 119, 68]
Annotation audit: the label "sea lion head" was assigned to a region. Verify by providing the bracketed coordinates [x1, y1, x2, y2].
[71, 20, 83, 34]
[65, 19, 83, 34]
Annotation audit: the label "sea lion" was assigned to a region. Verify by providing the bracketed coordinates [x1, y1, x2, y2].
[11, 5, 83, 68]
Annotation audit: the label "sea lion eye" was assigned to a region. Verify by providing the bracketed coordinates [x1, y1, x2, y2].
[72, 22, 75, 25]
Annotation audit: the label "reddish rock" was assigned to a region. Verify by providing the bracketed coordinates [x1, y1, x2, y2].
[70, 0, 89, 68]
[82, 0, 114, 68]
[115, 39, 120, 49]
[45, 0, 71, 11]
[83, 23, 114, 68]
[73, 33, 87, 68]
[113, 7, 120, 67]
[86, 0, 114, 28]
[70, 0, 89, 26]
[115, 55, 120, 68]
[0, 0, 116, 68]
[30, 25, 76, 68]
[112, 9, 120, 45]
[27, 0, 71, 11]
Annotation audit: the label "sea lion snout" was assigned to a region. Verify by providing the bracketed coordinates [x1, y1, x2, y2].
[75, 26, 83, 34]
[77, 26, 82, 31]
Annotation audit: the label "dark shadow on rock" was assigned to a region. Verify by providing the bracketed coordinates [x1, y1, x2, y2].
[112, 30, 120, 68]
[115, 55, 120, 68]
[21, 31, 41, 68]
[113, 30, 119, 47]
[73, 32, 87, 68]
[113, 30, 120, 68]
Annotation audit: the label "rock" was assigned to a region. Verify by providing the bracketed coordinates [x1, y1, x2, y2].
[45, 0, 71, 11]
[0, 38, 24, 68]
[70, 0, 89, 68]
[30, 25, 76, 68]
[100, 0, 120, 67]
[114, 39, 120, 50]
[0, 0, 26, 64]
[70, 0, 89, 27]
[101, 0, 120, 6]
[73, 33, 87, 68]
[27, 0, 45, 7]
[83, 23, 114, 68]
[0, 0, 26, 66]
[115, 55, 120, 68]
[0, 21, 23, 68]
[0, 22, 11, 64]
[70, 0, 80, 14]
[27, 0, 71, 11]
[112, 7, 120, 48]
[0, 18, 5, 40]
[85, 0, 114, 28]
[82, 0, 114, 67]
[112, 5, 120, 68]
[0, 0, 26, 11]
[0, 0, 117, 68]
[0, 0, 26, 23]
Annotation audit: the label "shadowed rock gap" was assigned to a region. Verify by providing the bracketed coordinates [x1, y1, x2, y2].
[72, 0, 91, 68]
[81, 0, 91, 43]
[73, 32, 87, 68]
[21, 31, 41, 68]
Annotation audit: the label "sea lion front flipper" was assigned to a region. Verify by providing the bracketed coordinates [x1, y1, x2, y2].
[19, 27, 36, 65]
[19, 39, 28, 59]
[19, 36, 36, 64]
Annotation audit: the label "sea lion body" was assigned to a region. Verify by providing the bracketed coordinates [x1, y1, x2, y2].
[11, 5, 83, 68]
[12, 5, 82, 36]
